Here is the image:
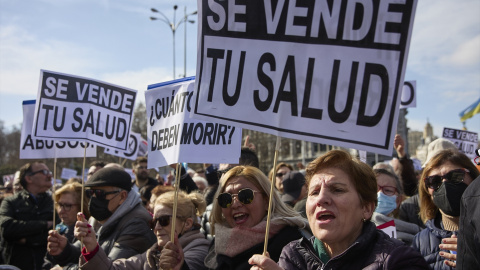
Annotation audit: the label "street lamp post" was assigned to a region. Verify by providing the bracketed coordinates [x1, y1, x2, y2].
[150, 5, 196, 79]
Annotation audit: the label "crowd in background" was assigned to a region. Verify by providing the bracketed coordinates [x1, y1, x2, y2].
[0, 135, 478, 270]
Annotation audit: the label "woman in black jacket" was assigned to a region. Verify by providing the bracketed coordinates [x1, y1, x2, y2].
[249, 150, 429, 270]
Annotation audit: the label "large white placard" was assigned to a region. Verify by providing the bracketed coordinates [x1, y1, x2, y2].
[146, 77, 242, 168]
[193, 0, 417, 155]
[20, 100, 97, 159]
[442, 127, 478, 160]
[32, 70, 137, 150]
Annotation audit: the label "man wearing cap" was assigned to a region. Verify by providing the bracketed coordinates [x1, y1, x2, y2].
[47, 167, 156, 269]
[281, 171, 308, 218]
[0, 161, 55, 270]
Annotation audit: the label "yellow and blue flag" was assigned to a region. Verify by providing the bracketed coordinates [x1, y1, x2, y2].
[459, 97, 480, 122]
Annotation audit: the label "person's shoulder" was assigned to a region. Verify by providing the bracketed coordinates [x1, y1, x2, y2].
[463, 176, 480, 197]
[123, 203, 153, 222]
[2, 191, 27, 205]
[147, 177, 158, 186]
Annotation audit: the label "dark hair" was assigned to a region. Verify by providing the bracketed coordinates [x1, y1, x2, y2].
[240, 147, 259, 168]
[139, 184, 155, 201]
[89, 160, 106, 168]
[133, 157, 148, 166]
[19, 162, 37, 189]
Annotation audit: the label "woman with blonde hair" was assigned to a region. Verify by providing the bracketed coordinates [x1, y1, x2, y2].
[207, 166, 308, 269]
[75, 190, 210, 270]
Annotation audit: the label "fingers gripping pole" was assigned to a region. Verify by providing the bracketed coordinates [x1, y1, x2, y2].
[263, 136, 281, 255]
[171, 163, 181, 242]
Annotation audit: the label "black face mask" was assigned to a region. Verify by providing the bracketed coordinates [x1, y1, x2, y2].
[88, 197, 113, 221]
[432, 181, 468, 216]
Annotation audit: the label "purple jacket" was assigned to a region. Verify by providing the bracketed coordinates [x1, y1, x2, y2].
[278, 221, 428, 270]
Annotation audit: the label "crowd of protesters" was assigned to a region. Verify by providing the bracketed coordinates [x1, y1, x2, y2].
[0, 135, 478, 270]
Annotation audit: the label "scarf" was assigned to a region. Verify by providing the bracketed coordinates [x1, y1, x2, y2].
[214, 217, 299, 257]
[440, 210, 459, 231]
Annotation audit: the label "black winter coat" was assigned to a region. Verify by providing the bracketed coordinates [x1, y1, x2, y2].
[279, 221, 428, 270]
[457, 176, 480, 269]
[411, 215, 455, 270]
[0, 190, 54, 270]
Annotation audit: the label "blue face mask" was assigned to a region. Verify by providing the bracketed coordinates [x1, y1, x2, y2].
[375, 192, 397, 215]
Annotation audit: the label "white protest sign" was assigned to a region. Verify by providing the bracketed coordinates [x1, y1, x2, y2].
[138, 138, 148, 157]
[32, 70, 137, 150]
[104, 132, 144, 160]
[359, 150, 367, 163]
[20, 100, 97, 159]
[377, 220, 397, 239]
[400, 81, 416, 108]
[442, 127, 478, 159]
[192, 0, 417, 155]
[60, 168, 78, 180]
[146, 77, 242, 168]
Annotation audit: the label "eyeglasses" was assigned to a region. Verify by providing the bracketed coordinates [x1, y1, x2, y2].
[377, 185, 398, 196]
[85, 189, 121, 200]
[56, 203, 77, 211]
[424, 168, 469, 190]
[217, 188, 261, 208]
[276, 172, 286, 178]
[28, 169, 52, 176]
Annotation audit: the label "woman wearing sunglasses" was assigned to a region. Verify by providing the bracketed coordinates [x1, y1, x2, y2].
[193, 165, 307, 269]
[249, 150, 428, 269]
[412, 149, 479, 269]
[268, 162, 294, 193]
[75, 190, 210, 270]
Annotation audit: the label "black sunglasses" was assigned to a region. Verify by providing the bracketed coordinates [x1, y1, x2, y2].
[276, 172, 286, 178]
[217, 188, 261, 208]
[424, 168, 469, 190]
[85, 189, 121, 200]
[28, 169, 52, 176]
[152, 215, 172, 228]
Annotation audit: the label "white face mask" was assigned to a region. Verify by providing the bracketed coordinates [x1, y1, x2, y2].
[374, 192, 397, 215]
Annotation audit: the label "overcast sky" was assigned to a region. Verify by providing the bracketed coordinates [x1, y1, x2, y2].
[1, 0, 479, 140]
